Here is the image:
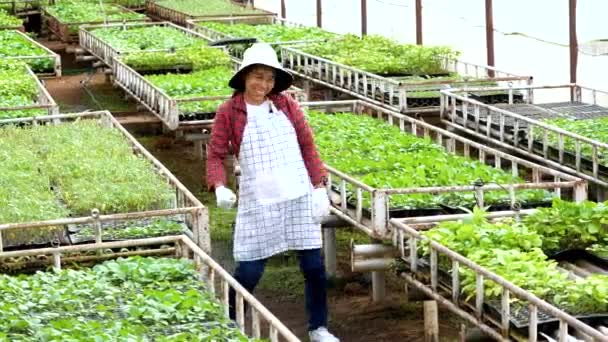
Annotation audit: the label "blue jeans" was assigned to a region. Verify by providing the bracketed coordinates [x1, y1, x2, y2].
[229, 248, 328, 331]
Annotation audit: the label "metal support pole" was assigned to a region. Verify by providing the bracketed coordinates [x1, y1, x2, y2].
[569, 0, 578, 100]
[323, 227, 337, 278]
[415, 0, 423, 45]
[372, 270, 386, 302]
[280, 0, 286, 19]
[316, 0, 322, 28]
[485, 0, 495, 77]
[361, 0, 367, 36]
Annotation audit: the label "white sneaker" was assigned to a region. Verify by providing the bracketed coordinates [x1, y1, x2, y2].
[309, 327, 340, 342]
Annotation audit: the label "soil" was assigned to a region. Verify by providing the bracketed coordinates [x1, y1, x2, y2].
[42, 52, 468, 342]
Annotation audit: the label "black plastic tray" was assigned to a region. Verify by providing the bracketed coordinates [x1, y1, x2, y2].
[67, 217, 187, 244]
[180, 111, 216, 122]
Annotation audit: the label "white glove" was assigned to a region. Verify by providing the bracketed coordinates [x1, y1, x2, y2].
[215, 186, 237, 209]
[312, 188, 330, 223]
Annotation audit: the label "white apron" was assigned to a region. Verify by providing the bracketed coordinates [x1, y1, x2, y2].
[233, 101, 322, 262]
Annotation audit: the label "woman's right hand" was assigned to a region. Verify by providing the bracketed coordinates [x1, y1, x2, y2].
[215, 186, 237, 209]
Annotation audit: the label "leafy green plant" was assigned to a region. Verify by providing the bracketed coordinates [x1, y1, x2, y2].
[0, 60, 47, 119]
[73, 219, 185, 240]
[0, 0, 48, 13]
[299, 34, 459, 75]
[588, 242, 608, 258]
[45, 1, 146, 33]
[0, 30, 54, 72]
[0, 120, 174, 224]
[522, 199, 608, 254]
[155, 0, 266, 16]
[420, 203, 608, 314]
[145, 66, 234, 117]
[542, 117, 608, 163]
[307, 111, 551, 209]
[0, 257, 261, 340]
[200, 21, 336, 43]
[122, 45, 232, 71]
[0, 8, 21, 27]
[91, 25, 206, 52]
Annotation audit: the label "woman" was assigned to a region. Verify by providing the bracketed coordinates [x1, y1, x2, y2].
[207, 43, 339, 342]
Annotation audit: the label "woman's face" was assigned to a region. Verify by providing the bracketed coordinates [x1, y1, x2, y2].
[244, 65, 275, 102]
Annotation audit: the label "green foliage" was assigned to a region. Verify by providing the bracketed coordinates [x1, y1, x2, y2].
[542, 117, 608, 163]
[200, 21, 336, 43]
[306, 111, 550, 209]
[0, 1, 42, 13]
[92, 25, 206, 52]
[0, 120, 174, 224]
[0, 8, 21, 27]
[588, 242, 608, 258]
[122, 45, 232, 71]
[300, 34, 460, 75]
[0, 60, 46, 119]
[421, 202, 608, 314]
[155, 0, 265, 16]
[0, 257, 260, 340]
[522, 199, 608, 254]
[73, 219, 185, 240]
[45, 1, 146, 33]
[0, 123, 69, 224]
[0, 30, 54, 72]
[145, 66, 234, 117]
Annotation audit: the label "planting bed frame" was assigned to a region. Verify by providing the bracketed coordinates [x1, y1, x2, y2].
[43, 5, 148, 43]
[0, 235, 300, 341]
[0, 111, 210, 252]
[145, 0, 274, 26]
[0, 64, 58, 117]
[300, 100, 587, 239]
[0, 0, 44, 15]
[79, 21, 210, 68]
[187, 15, 326, 60]
[0, 24, 23, 30]
[441, 84, 608, 187]
[113, 56, 307, 130]
[2, 29, 61, 77]
[282, 46, 533, 113]
[389, 211, 608, 341]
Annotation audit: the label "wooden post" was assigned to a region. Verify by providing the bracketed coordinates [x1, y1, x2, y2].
[424, 300, 439, 342]
[569, 0, 578, 100]
[485, 0, 495, 77]
[280, 0, 286, 19]
[415, 0, 423, 45]
[322, 227, 337, 278]
[361, 0, 367, 36]
[316, 0, 322, 28]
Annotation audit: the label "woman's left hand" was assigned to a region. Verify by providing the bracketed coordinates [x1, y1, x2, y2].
[312, 188, 330, 223]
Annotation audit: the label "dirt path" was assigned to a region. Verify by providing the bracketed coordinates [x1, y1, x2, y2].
[44, 68, 136, 113]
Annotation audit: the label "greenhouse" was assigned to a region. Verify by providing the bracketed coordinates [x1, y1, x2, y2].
[0, 0, 607, 341]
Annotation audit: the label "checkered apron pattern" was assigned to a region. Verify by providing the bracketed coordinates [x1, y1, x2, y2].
[233, 101, 322, 262]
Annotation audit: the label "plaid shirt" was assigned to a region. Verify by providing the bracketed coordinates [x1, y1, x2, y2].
[207, 92, 327, 190]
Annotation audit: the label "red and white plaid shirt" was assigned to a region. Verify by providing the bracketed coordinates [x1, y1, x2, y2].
[207, 92, 327, 190]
